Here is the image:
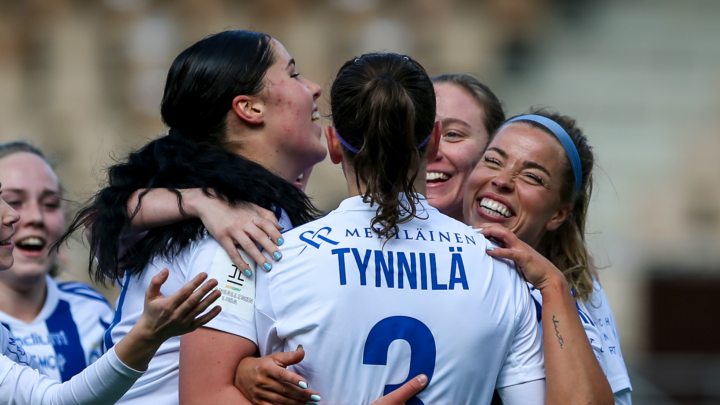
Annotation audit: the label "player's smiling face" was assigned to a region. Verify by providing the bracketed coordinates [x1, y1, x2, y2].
[463, 123, 571, 248]
[426, 83, 489, 221]
[260, 39, 326, 183]
[0, 152, 64, 282]
[0, 190, 20, 271]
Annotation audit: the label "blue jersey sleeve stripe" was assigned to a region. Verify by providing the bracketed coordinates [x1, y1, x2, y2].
[104, 271, 131, 351]
[46, 299, 87, 381]
[59, 290, 111, 306]
[57, 283, 104, 295]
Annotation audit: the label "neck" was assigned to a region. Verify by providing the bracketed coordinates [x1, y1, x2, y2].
[229, 138, 297, 183]
[0, 274, 47, 323]
[344, 162, 428, 198]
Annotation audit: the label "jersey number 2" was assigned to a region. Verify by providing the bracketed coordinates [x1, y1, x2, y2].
[363, 316, 436, 405]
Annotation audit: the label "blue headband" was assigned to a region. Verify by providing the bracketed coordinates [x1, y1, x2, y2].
[502, 115, 582, 195]
[335, 128, 432, 154]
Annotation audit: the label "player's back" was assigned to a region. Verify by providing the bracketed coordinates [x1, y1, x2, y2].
[254, 196, 544, 405]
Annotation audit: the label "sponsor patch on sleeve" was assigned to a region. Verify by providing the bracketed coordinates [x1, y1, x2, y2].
[207, 247, 256, 321]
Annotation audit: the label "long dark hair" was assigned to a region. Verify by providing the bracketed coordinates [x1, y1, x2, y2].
[54, 30, 319, 285]
[507, 108, 595, 300]
[330, 53, 436, 239]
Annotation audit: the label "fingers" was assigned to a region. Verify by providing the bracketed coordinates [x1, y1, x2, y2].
[254, 205, 283, 231]
[189, 305, 222, 330]
[218, 238, 252, 276]
[485, 246, 523, 262]
[374, 375, 428, 405]
[253, 217, 284, 250]
[180, 281, 221, 321]
[167, 272, 209, 309]
[275, 345, 305, 368]
[146, 268, 169, 301]
[234, 233, 270, 274]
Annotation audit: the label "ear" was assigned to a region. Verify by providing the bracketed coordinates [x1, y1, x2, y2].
[545, 202, 572, 232]
[325, 126, 344, 165]
[425, 120, 442, 161]
[231, 95, 265, 125]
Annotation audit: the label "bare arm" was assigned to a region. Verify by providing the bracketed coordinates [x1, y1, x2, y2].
[126, 188, 283, 274]
[477, 225, 614, 405]
[179, 327, 258, 405]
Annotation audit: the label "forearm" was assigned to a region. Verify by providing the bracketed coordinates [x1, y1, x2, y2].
[128, 188, 201, 233]
[0, 348, 143, 405]
[540, 276, 613, 405]
[113, 323, 164, 372]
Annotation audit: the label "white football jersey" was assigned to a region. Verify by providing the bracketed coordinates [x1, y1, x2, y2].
[247, 196, 545, 405]
[530, 277, 632, 402]
[104, 210, 289, 405]
[0, 276, 113, 382]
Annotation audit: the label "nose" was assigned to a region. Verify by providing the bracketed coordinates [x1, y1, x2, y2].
[431, 134, 444, 162]
[305, 77, 322, 100]
[491, 170, 515, 193]
[21, 201, 44, 226]
[0, 199, 19, 227]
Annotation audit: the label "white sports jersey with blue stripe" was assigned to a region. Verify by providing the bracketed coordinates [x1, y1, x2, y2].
[247, 196, 545, 405]
[0, 276, 113, 382]
[103, 209, 290, 405]
[530, 278, 632, 404]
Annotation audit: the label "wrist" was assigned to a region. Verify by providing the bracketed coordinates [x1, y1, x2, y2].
[180, 189, 202, 219]
[537, 270, 570, 295]
[129, 315, 165, 348]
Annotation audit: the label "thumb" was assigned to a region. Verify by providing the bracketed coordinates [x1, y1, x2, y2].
[275, 344, 306, 367]
[374, 375, 428, 405]
[146, 268, 169, 301]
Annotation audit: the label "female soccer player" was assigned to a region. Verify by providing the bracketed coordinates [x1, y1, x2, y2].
[466, 110, 630, 404]
[181, 52, 546, 405]
[0, 142, 114, 382]
[0, 187, 222, 404]
[426, 74, 505, 221]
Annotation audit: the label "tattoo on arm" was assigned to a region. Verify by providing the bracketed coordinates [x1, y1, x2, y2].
[552, 315, 564, 349]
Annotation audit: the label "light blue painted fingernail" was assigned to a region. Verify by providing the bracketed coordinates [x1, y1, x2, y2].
[278, 237, 285, 246]
[298, 381, 308, 389]
[263, 262, 272, 271]
[273, 252, 282, 260]
[473, 227, 483, 232]
[244, 269, 252, 277]
[306, 403, 316, 405]
[487, 246, 495, 251]
[310, 395, 322, 402]
[279, 221, 285, 229]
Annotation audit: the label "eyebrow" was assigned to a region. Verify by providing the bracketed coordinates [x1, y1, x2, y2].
[3, 188, 60, 196]
[439, 117, 472, 129]
[486, 147, 552, 177]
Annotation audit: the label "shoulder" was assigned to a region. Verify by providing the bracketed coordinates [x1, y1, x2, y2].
[56, 279, 112, 308]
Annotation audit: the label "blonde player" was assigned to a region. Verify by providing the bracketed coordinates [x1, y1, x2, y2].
[0, 186, 221, 404]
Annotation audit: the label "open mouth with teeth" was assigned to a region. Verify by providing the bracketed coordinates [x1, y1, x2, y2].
[479, 198, 513, 218]
[426, 171, 451, 185]
[0, 237, 12, 246]
[311, 111, 320, 122]
[15, 237, 46, 253]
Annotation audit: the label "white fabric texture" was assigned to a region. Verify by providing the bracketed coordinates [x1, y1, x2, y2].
[530, 277, 632, 403]
[103, 210, 291, 405]
[0, 276, 113, 382]
[497, 378, 546, 405]
[252, 195, 545, 404]
[1, 324, 143, 405]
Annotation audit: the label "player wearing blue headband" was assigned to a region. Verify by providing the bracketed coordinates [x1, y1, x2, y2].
[465, 110, 632, 404]
[184, 53, 547, 404]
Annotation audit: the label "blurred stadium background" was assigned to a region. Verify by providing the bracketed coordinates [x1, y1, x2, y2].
[1, 0, 719, 403]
